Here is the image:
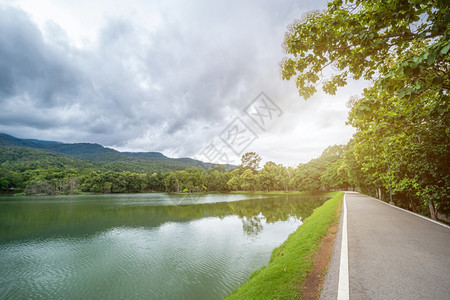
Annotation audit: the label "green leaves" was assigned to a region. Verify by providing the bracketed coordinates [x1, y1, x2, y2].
[281, 0, 449, 100]
[440, 42, 450, 55]
[347, 72, 450, 216]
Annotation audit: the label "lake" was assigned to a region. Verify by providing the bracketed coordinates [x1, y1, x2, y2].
[0, 193, 329, 299]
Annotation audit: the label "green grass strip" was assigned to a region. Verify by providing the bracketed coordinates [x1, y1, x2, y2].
[225, 192, 343, 300]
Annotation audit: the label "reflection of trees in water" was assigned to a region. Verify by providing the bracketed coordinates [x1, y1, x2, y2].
[241, 214, 264, 237]
[1, 194, 329, 241]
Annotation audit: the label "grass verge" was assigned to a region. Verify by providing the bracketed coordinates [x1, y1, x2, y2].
[225, 192, 343, 299]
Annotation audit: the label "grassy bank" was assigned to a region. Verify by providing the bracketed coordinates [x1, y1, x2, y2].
[226, 192, 343, 299]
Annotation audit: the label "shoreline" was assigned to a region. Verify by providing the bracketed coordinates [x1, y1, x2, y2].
[225, 192, 343, 299]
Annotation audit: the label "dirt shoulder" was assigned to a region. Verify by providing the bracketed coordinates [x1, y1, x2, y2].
[300, 200, 342, 299]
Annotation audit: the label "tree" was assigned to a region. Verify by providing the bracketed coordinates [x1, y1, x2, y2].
[206, 166, 231, 192]
[227, 168, 244, 191]
[241, 152, 262, 172]
[240, 169, 258, 191]
[0, 177, 9, 191]
[348, 88, 449, 217]
[146, 172, 164, 191]
[281, 0, 449, 100]
[320, 160, 346, 190]
[291, 162, 322, 192]
[163, 172, 180, 192]
[182, 167, 206, 193]
[281, 0, 449, 219]
[318, 145, 352, 190]
[258, 161, 292, 192]
[259, 161, 278, 191]
[339, 140, 374, 194]
[162, 168, 206, 193]
[24, 181, 52, 195]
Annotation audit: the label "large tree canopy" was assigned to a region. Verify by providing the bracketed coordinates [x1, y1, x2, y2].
[282, 0, 449, 219]
[282, 0, 449, 99]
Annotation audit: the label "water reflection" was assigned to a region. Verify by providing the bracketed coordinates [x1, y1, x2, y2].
[242, 214, 264, 237]
[0, 193, 329, 300]
[0, 193, 326, 242]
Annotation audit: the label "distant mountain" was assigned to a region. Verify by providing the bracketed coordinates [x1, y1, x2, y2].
[0, 145, 97, 171]
[122, 152, 167, 159]
[0, 133, 125, 162]
[0, 133, 60, 147]
[0, 133, 235, 173]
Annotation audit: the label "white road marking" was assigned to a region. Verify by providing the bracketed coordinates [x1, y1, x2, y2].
[371, 196, 450, 229]
[337, 192, 349, 300]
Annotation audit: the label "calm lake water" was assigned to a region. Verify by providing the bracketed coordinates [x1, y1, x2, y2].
[0, 193, 328, 299]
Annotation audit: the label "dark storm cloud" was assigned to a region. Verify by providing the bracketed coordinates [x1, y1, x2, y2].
[0, 6, 82, 106]
[0, 0, 344, 161]
[0, 5, 164, 147]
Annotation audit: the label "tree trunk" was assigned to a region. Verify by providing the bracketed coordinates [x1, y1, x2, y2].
[377, 188, 382, 200]
[410, 198, 417, 213]
[428, 199, 437, 220]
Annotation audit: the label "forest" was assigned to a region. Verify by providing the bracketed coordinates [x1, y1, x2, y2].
[1, 141, 448, 222]
[0, 146, 350, 196]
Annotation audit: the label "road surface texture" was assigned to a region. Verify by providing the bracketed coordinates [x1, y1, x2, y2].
[321, 192, 450, 300]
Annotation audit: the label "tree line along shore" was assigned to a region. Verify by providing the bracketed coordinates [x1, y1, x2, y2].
[1, 143, 448, 223]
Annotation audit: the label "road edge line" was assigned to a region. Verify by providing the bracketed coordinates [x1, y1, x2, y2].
[369, 196, 450, 230]
[337, 192, 349, 300]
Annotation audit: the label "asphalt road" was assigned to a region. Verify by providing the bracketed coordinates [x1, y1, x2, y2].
[321, 192, 450, 300]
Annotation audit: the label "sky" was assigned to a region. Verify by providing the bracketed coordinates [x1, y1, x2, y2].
[0, 0, 367, 167]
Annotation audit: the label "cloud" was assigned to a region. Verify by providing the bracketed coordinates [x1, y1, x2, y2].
[0, 6, 82, 105]
[0, 0, 365, 165]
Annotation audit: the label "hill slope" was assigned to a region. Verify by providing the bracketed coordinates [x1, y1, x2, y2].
[0, 133, 234, 173]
